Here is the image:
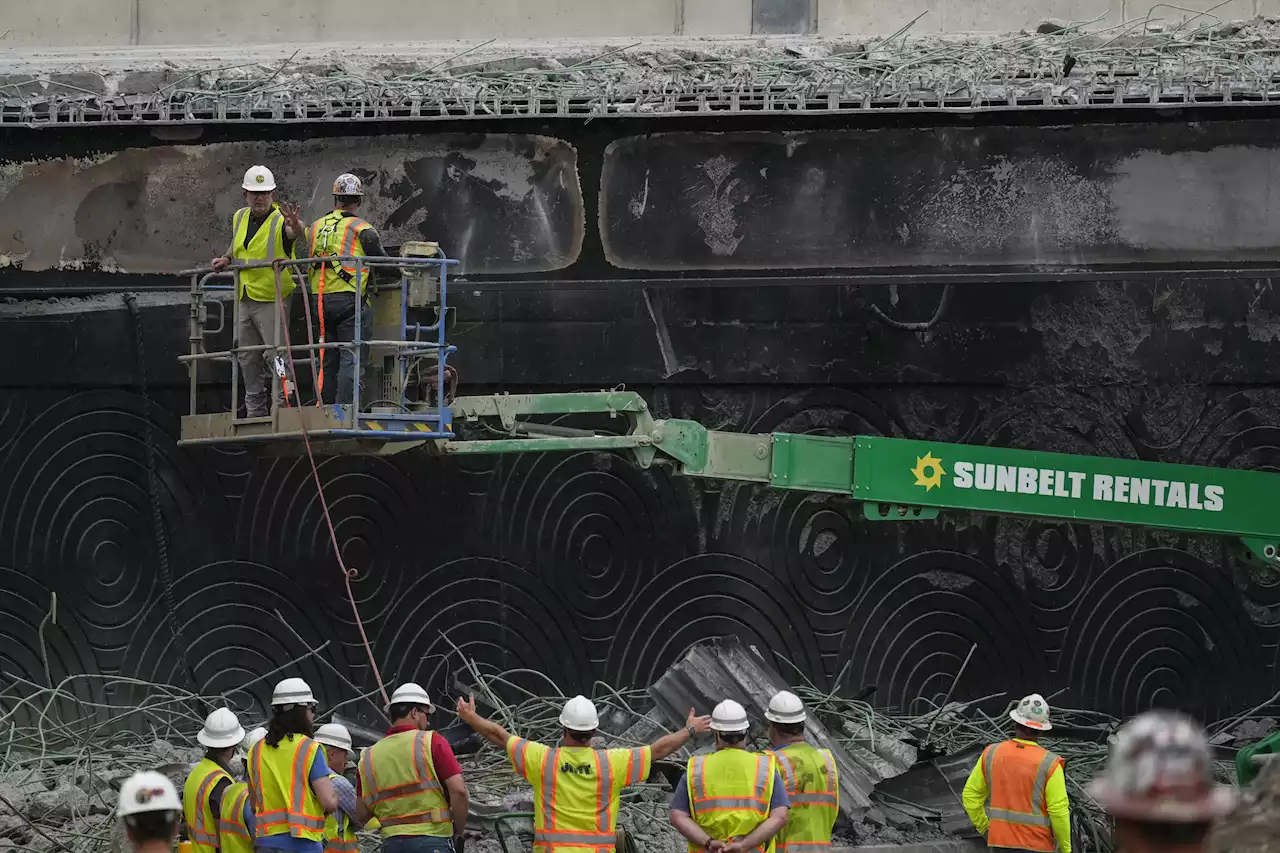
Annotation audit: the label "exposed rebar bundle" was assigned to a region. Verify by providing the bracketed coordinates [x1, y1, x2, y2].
[6, 18, 1280, 127]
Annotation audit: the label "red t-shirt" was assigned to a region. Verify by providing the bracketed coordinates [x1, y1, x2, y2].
[356, 724, 462, 799]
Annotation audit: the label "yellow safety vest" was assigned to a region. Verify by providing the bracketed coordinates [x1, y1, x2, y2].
[230, 205, 298, 302]
[508, 739, 649, 853]
[766, 744, 839, 853]
[217, 781, 253, 853]
[358, 730, 452, 838]
[322, 773, 359, 853]
[687, 750, 778, 853]
[248, 735, 327, 843]
[184, 758, 232, 853]
[306, 210, 372, 297]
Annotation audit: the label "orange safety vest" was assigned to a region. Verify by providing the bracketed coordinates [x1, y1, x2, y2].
[248, 735, 328, 843]
[981, 740, 1063, 852]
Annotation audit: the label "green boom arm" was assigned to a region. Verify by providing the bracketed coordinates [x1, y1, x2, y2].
[447, 391, 1280, 568]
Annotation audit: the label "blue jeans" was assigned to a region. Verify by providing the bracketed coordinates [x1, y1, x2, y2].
[384, 836, 455, 853]
[311, 292, 373, 406]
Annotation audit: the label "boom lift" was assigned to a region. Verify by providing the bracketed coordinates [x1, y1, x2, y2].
[178, 249, 1280, 569]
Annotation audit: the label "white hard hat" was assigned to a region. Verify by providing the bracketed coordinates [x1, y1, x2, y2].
[314, 723, 352, 752]
[244, 726, 267, 749]
[197, 707, 246, 749]
[1088, 710, 1237, 823]
[271, 677, 316, 709]
[1010, 693, 1053, 731]
[765, 691, 806, 725]
[242, 165, 276, 192]
[386, 682, 433, 711]
[559, 695, 600, 733]
[333, 173, 364, 196]
[711, 699, 750, 733]
[117, 771, 182, 820]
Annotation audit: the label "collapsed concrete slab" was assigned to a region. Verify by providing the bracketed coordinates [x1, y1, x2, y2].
[648, 636, 885, 821]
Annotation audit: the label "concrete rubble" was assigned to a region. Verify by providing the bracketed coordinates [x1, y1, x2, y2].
[5, 20, 1280, 126]
[0, 648, 1264, 853]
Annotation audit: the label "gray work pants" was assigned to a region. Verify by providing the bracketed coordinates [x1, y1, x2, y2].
[236, 295, 292, 417]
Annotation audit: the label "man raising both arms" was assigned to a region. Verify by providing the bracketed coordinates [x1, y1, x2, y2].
[457, 694, 711, 853]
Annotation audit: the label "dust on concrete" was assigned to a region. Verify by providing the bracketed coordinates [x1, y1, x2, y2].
[693, 154, 746, 257]
[908, 155, 1112, 262]
[0, 292, 195, 316]
[1029, 285, 1152, 380]
[0, 134, 584, 276]
[1112, 146, 1280, 253]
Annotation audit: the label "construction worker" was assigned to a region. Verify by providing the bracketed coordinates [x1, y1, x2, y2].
[314, 723, 361, 853]
[457, 692, 711, 853]
[670, 699, 790, 853]
[184, 708, 246, 853]
[302, 173, 393, 406]
[210, 165, 305, 418]
[119, 771, 184, 853]
[763, 691, 838, 852]
[218, 727, 267, 853]
[356, 683, 468, 853]
[962, 694, 1070, 853]
[1088, 710, 1237, 853]
[247, 678, 340, 853]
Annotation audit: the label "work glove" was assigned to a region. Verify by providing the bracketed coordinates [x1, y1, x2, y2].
[452, 835, 465, 853]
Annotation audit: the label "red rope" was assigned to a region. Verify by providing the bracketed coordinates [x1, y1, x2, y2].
[271, 261, 391, 709]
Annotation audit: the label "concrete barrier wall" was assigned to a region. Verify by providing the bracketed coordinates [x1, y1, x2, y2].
[11, 0, 1280, 47]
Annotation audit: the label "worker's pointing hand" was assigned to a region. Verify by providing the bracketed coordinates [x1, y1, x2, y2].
[686, 709, 712, 734]
[455, 695, 477, 721]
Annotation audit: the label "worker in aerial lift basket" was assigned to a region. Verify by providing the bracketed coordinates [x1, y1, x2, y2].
[210, 165, 305, 418]
[1087, 710, 1236, 853]
[118, 770, 185, 853]
[456, 691, 712, 853]
[962, 694, 1071, 853]
[184, 707, 247, 853]
[218, 727, 266, 853]
[302, 172, 395, 407]
[762, 691, 839, 852]
[669, 699, 790, 853]
[246, 678, 340, 853]
[356, 683, 469, 853]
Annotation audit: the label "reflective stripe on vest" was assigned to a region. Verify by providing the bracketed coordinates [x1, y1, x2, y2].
[322, 774, 360, 853]
[686, 750, 777, 853]
[358, 730, 452, 838]
[981, 741, 1061, 853]
[183, 759, 232, 853]
[217, 782, 253, 853]
[248, 736, 327, 842]
[529, 743, 646, 852]
[308, 211, 371, 296]
[767, 744, 838, 853]
[231, 206, 297, 302]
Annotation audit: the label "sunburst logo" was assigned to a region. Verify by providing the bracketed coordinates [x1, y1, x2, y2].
[911, 452, 945, 490]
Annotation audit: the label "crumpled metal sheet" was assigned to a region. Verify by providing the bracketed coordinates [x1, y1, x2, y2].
[648, 636, 882, 821]
[873, 746, 985, 837]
